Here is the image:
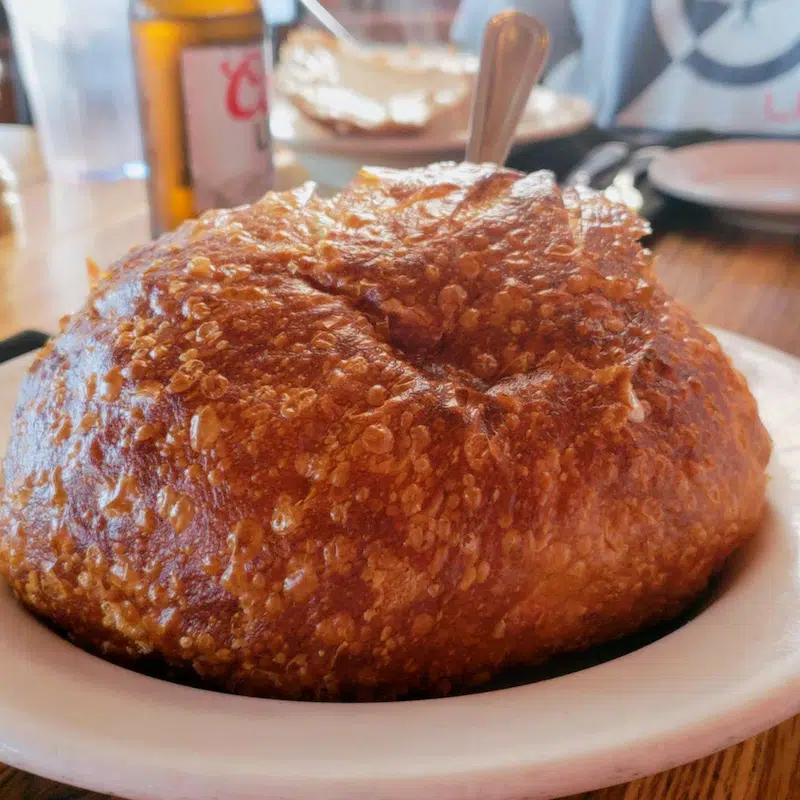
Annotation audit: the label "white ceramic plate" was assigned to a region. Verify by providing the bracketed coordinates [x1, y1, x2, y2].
[271, 88, 593, 156]
[0, 328, 798, 800]
[271, 89, 593, 189]
[648, 140, 800, 233]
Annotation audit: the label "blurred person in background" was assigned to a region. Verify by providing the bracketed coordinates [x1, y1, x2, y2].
[452, 0, 800, 137]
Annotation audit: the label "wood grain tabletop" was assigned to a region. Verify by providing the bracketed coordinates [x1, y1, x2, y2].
[0, 127, 798, 800]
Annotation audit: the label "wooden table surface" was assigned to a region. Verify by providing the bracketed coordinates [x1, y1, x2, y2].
[0, 127, 798, 800]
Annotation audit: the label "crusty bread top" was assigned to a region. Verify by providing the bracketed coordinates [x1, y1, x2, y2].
[0, 164, 770, 697]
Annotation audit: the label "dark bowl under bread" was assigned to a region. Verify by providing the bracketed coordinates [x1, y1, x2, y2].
[0, 163, 771, 700]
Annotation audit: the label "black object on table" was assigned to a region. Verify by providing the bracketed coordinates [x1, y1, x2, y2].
[0, 330, 49, 365]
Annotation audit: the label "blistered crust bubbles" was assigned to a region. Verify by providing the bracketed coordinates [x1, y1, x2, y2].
[0, 163, 771, 700]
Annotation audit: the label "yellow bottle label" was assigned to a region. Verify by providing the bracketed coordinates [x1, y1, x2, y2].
[180, 41, 273, 212]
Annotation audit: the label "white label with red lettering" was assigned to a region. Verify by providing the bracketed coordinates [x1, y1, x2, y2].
[180, 42, 273, 212]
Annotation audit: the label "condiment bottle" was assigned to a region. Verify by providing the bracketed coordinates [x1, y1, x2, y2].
[130, 0, 274, 237]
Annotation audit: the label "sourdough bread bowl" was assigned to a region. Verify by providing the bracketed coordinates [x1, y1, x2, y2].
[0, 163, 771, 700]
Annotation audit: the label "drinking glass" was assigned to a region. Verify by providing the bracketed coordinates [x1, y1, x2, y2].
[6, 0, 145, 181]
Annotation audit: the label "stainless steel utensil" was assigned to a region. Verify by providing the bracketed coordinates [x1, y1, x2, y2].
[465, 12, 550, 165]
[563, 141, 631, 188]
[296, 0, 358, 45]
[604, 145, 668, 212]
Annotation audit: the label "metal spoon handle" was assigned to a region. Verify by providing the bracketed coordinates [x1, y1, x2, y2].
[296, 0, 358, 45]
[465, 11, 550, 166]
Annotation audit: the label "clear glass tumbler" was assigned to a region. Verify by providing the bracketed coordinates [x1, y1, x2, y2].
[6, 0, 145, 181]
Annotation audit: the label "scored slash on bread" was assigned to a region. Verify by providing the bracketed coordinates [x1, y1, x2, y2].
[0, 163, 771, 700]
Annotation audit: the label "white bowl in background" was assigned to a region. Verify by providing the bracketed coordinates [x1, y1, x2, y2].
[271, 88, 593, 190]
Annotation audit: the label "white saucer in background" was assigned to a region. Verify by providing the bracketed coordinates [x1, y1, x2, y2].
[648, 140, 800, 233]
[271, 88, 593, 190]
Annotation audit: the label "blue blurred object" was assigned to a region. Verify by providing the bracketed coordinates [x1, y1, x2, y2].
[262, 0, 299, 26]
[452, 0, 800, 136]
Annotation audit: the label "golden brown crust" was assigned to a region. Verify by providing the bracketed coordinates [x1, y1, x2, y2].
[0, 164, 771, 699]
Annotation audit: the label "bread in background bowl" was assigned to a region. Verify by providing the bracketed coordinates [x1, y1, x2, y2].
[276, 29, 476, 136]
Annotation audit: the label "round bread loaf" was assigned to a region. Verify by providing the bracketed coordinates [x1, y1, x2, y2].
[0, 164, 771, 700]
